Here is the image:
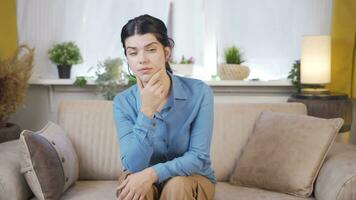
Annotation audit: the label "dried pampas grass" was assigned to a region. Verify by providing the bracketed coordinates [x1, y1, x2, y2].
[0, 45, 34, 126]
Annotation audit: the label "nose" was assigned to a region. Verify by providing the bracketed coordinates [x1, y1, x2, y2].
[138, 51, 148, 65]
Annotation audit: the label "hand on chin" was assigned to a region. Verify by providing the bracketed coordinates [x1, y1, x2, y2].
[138, 74, 153, 84]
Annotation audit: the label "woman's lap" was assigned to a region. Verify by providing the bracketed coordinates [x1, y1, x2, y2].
[116, 171, 214, 200]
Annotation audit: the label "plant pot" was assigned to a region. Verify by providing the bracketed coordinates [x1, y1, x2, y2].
[0, 122, 21, 143]
[218, 64, 250, 80]
[57, 65, 72, 79]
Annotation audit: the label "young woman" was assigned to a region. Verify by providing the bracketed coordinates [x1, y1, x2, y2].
[113, 14, 215, 200]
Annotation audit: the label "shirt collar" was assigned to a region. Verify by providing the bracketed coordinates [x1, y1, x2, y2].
[168, 71, 188, 101]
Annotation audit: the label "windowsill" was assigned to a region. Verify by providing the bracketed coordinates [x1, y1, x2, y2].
[29, 78, 292, 86]
[28, 78, 295, 112]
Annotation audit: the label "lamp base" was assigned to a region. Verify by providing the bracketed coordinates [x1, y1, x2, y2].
[300, 84, 329, 96]
[301, 87, 329, 94]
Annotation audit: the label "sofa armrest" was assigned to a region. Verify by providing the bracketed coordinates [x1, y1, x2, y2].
[315, 142, 356, 200]
[0, 140, 33, 200]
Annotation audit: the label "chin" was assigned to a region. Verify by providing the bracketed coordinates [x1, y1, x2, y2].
[138, 74, 152, 83]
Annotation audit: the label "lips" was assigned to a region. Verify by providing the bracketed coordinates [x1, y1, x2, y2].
[139, 67, 153, 74]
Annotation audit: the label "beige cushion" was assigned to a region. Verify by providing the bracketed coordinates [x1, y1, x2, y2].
[211, 102, 307, 181]
[58, 100, 122, 180]
[30, 181, 117, 200]
[215, 182, 315, 200]
[230, 111, 343, 197]
[0, 140, 33, 200]
[315, 142, 356, 200]
[20, 121, 79, 200]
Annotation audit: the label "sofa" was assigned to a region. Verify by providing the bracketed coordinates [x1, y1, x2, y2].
[1, 100, 356, 200]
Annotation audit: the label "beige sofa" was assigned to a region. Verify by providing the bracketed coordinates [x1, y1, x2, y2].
[1, 100, 356, 200]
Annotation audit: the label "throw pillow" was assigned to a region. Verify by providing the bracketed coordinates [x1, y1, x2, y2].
[20, 121, 79, 200]
[230, 111, 343, 197]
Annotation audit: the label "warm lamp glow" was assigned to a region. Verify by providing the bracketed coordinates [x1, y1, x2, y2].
[301, 35, 331, 85]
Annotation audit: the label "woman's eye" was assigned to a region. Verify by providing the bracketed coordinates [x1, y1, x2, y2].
[148, 48, 156, 52]
[129, 52, 137, 56]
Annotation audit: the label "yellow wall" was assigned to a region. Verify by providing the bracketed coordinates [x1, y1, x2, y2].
[0, 0, 17, 59]
[328, 0, 356, 98]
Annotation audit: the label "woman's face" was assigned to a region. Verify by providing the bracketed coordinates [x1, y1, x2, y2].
[125, 33, 171, 83]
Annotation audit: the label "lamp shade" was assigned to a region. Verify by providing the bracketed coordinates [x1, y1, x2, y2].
[301, 35, 331, 84]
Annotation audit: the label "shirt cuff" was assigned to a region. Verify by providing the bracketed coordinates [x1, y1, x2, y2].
[152, 163, 171, 183]
[136, 111, 155, 132]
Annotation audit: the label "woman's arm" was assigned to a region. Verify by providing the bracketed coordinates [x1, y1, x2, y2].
[113, 95, 155, 173]
[152, 86, 214, 183]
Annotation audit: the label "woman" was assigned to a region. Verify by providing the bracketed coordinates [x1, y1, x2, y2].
[113, 14, 215, 200]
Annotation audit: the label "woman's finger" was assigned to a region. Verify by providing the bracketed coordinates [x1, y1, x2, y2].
[154, 85, 165, 98]
[123, 190, 134, 200]
[136, 76, 144, 91]
[117, 179, 128, 191]
[146, 70, 162, 87]
[119, 184, 130, 200]
[132, 193, 140, 200]
[149, 81, 163, 92]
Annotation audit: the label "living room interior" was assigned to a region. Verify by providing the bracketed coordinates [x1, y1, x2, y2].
[1, 0, 356, 200]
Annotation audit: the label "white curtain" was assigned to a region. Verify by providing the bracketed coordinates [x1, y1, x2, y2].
[170, 0, 204, 66]
[216, 0, 333, 80]
[17, 0, 170, 79]
[17, 0, 333, 81]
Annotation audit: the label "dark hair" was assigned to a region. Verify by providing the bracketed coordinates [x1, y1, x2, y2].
[121, 14, 174, 73]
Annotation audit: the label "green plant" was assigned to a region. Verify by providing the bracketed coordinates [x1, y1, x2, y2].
[224, 45, 245, 64]
[179, 55, 194, 64]
[74, 76, 87, 87]
[48, 41, 83, 66]
[169, 55, 195, 64]
[127, 75, 137, 86]
[0, 45, 34, 126]
[287, 60, 301, 92]
[94, 57, 125, 100]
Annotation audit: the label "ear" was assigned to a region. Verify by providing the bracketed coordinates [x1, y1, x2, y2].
[164, 47, 171, 61]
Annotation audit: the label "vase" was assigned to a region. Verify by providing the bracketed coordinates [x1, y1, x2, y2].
[218, 64, 250, 80]
[57, 65, 72, 79]
[0, 122, 21, 143]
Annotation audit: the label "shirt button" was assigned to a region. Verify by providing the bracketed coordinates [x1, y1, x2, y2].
[152, 122, 156, 127]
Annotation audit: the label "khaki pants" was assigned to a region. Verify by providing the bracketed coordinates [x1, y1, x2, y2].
[116, 171, 215, 200]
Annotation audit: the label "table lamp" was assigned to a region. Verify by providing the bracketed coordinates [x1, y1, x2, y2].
[300, 35, 331, 94]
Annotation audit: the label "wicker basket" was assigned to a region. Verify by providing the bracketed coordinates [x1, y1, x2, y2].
[218, 64, 250, 80]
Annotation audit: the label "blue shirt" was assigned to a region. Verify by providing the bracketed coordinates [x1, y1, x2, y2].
[113, 73, 216, 183]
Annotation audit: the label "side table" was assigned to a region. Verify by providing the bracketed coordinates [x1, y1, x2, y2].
[288, 92, 353, 143]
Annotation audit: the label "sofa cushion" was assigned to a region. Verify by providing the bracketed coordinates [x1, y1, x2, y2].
[0, 140, 33, 200]
[30, 181, 117, 200]
[215, 182, 315, 200]
[20, 121, 79, 200]
[58, 100, 122, 180]
[211, 102, 307, 181]
[230, 111, 343, 197]
[315, 142, 356, 200]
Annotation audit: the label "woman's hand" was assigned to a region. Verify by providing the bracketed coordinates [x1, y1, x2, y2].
[117, 167, 158, 200]
[137, 69, 167, 118]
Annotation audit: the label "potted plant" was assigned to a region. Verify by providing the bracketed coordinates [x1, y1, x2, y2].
[287, 60, 301, 92]
[74, 57, 134, 98]
[218, 45, 250, 80]
[94, 57, 128, 100]
[170, 55, 195, 77]
[48, 41, 83, 79]
[0, 45, 34, 142]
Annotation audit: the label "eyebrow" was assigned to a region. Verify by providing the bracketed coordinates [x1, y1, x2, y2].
[126, 42, 159, 50]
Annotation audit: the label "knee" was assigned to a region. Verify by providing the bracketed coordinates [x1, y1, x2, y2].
[162, 176, 194, 194]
